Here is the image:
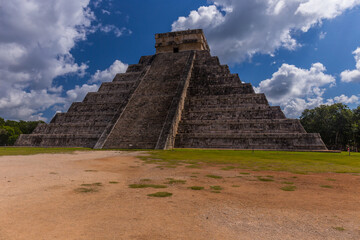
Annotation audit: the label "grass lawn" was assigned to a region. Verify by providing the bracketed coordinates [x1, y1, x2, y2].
[0, 147, 91, 156]
[141, 149, 360, 173]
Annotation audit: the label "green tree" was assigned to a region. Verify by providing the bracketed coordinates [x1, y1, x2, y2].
[300, 103, 353, 150]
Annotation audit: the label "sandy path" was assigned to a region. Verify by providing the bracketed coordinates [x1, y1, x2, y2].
[0, 151, 359, 240]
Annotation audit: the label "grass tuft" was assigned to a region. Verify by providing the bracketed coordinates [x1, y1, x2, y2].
[257, 176, 274, 182]
[206, 174, 223, 179]
[333, 226, 345, 231]
[109, 181, 119, 184]
[188, 186, 204, 190]
[281, 181, 294, 185]
[166, 179, 186, 184]
[128, 184, 167, 189]
[321, 185, 333, 189]
[84, 170, 98, 172]
[210, 186, 223, 191]
[74, 187, 98, 193]
[280, 186, 296, 191]
[232, 185, 240, 187]
[147, 192, 172, 197]
[140, 179, 151, 182]
[81, 182, 102, 187]
[221, 166, 236, 170]
[239, 172, 250, 175]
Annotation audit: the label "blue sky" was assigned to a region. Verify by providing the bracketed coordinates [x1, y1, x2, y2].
[0, 0, 360, 121]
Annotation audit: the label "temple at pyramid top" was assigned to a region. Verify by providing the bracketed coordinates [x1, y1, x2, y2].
[16, 29, 327, 151]
[155, 29, 210, 53]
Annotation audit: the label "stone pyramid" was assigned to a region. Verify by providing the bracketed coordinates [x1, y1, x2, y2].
[16, 29, 327, 150]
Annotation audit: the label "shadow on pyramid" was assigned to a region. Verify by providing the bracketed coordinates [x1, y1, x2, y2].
[16, 29, 327, 151]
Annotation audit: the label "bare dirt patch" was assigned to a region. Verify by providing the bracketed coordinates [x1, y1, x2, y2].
[1, 151, 359, 240]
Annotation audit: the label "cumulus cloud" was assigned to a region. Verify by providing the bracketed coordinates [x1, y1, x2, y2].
[0, 0, 95, 120]
[255, 63, 336, 118]
[90, 60, 128, 83]
[340, 48, 360, 83]
[172, 0, 360, 63]
[333, 94, 359, 104]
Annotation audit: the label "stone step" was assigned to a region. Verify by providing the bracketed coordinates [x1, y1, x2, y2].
[177, 119, 306, 134]
[15, 134, 100, 148]
[68, 102, 121, 113]
[126, 64, 143, 73]
[193, 74, 242, 85]
[186, 93, 269, 105]
[83, 92, 131, 103]
[182, 106, 285, 120]
[188, 83, 254, 95]
[113, 72, 141, 82]
[33, 122, 108, 134]
[186, 103, 270, 110]
[98, 81, 136, 93]
[174, 133, 327, 150]
[51, 112, 115, 124]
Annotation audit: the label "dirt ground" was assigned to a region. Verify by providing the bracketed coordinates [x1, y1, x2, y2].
[0, 151, 359, 240]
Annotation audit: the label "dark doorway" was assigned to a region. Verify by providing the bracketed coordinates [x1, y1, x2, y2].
[173, 47, 179, 53]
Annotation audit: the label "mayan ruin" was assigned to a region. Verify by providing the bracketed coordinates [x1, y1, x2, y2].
[16, 29, 327, 150]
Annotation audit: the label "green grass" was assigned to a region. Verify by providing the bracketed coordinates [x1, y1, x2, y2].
[140, 179, 151, 182]
[147, 192, 173, 197]
[280, 186, 297, 191]
[0, 147, 91, 156]
[239, 172, 251, 175]
[74, 187, 98, 193]
[109, 181, 119, 184]
[333, 226, 345, 231]
[281, 181, 294, 185]
[206, 174, 223, 179]
[84, 170, 98, 172]
[128, 184, 167, 189]
[188, 186, 204, 190]
[320, 185, 333, 189]
[81, 182, 102, 187]
[210, 186, 223, 190]
[232, 185, 240, 187]
[257, 176, 275, 182]
[140, 149, 360, 173]
[221, 166, 236, 170]
[166, 179, 186, 184]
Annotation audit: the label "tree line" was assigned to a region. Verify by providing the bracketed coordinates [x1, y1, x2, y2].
[0, 118, 43, 146]
[300, 103, 360, 151]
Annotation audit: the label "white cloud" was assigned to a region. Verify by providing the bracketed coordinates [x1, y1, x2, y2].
[66, 84, 99, 102]
[0, 0, 94, 120]
[100, 25, 130, 37]
[172, 0, 360, 63]
[333, 94, 359, 104]
[90, 60, 128, 83]
[340, 47, 360, 83]
[255, 63, 336, 118]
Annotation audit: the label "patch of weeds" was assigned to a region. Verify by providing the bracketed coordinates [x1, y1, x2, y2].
[291, 176, 298, 179]
[221, 166, 236, 171]
[266, 175, 274, 178]
[291, 171, 307, 175]
[257, 176, 274, 182]
[109, 181, 119, 184]
[239, 172, 250, 175]
[190, 176, 198, 178]
[188, 186, 204, 190]
[81, 182, 102, 187]
[281, 181, 294, 185]
[192, 172, 200, 174]
[74, 187, 98, 193]
[211, 190, 221, 193]
[84, 170, 98, 172]
[147, 192, 172, 198]
[186, 164, 201, 169]
[333, 226, 345, 231]
[49, 172, 58, 175]
[327, 178, 336, 181]
[206, 174, 223, 179]
[280, 186, 296, 191]
[166, 179, 186, 184]
[128, 184, 167, 189]
[140, 179, 151, 182]
[210, 186, 223, 190]
[321, 185, 333, 189]
[232, 185, 240, 187]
